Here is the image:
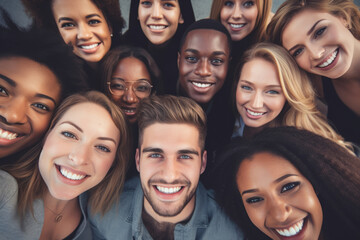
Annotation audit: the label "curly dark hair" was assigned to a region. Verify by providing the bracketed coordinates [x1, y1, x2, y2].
[0, 10, 87, 99]
[214, 126, 360, 240]
[21, 0, 125, 38]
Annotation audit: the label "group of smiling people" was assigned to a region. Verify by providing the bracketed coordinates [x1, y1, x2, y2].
[0, 0, 360, 239]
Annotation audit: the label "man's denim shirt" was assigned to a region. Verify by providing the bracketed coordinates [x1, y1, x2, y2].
[89, 177, 244, 240]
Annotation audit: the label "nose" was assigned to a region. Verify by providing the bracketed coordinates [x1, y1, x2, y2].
[0, 97, 27, 124]
[250, 91, 264, 109]
[195, 59, 212, 77]
[68, 144, 89, 166]
[77, 23, 92, 40]
[267, 197, 292, 223]
[151, 2, 163, 19]
[122, 87, 138, 104]
[308, 44, 325, 60]
[232, 3, 243, 19]
[161, 158, 179, 182]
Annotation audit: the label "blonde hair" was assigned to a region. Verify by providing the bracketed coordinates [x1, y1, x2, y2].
[234, 42, 351, 150]
[2, 91, 130, 217]
[267, 0, 360, 45]
[210, 0, 272, 41]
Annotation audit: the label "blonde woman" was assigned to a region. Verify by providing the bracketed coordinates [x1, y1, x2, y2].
[0, 91, 129, 239]
[233, 42, 351, 151]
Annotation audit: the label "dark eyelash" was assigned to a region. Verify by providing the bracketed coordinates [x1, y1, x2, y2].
[281, 182, 300, 193]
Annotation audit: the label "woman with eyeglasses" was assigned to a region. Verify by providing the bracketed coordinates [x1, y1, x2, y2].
[101, 45, 162, 178]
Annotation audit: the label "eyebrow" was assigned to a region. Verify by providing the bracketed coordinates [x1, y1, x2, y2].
[142, 147, 164, 153]
[0, 73, 16, 87]
[184, 49, 227, 56]
[178, 149, 199, 156]
[288, 19, 325, 52]
[241, 174, 299, 196]
[58, 14, 102, 23]
[35, 93, 57, 105]
[239, 80, 281, 88]
[59, 121, 117, 144]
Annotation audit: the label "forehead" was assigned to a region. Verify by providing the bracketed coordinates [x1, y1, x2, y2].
[181, 29, 230, 54]
[141, 123, 201, 150]
[52, 0, 103, 16]
[282, 9, 338, 49]
[240, 58, 280, 84]
[237, 152, 302, 188]
[113, 57, 151, 77]
[0, 56, 60, 97]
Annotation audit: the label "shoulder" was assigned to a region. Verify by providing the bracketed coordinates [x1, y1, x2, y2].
[88, 177, 141, 239]
[198, 185, 245, 239]
[0, 170, 18, 208]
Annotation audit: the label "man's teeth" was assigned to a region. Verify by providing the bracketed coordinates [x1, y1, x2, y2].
[0, 128, 18, 140]
[60, 167, 86, 180]
[192, 82, 212, 88]
[80, 43, 99, 49]
[156, 186, 182, 194]
[149, 25, 166, 30]
[230, 23, 245, 29]
[276, 219, 304, 237]
[247, 109, 265, 116]
[318, 50, 338, 68]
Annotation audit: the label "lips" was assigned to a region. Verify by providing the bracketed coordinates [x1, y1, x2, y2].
[0, 127, 26, 146]
[77, 42, 101, 54]
[121, 106, 137, 116]
[229, 23, 246, 30]
[317, 48, 338, 68]
[148, 24, 168, 33]
[156, 186, 182, 194]
[56, 164, 88, 185]
[0, 128, 18, 140]
[275, 219, 304, 237]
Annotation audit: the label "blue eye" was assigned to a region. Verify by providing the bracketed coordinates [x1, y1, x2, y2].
[140, 1, 152, 7]
[149, 153, 162, 158]
[314, 27, 326, 39]
[241, 85, 252, 91]
[281, 182, 300, 193]
[163, 2, 175, 8]
[62, 131, 77, 139]
[246, 196, 263, 204]
[96, 145, 111, 153]
[224, 1, 234, 7]
[179, 155, 191, 160]
[266, 90, 280, 95]
[243, 1, 255, 8]
[292, 48, 303, 57]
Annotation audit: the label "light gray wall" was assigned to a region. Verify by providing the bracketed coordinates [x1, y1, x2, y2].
[1, 0, 360, 29]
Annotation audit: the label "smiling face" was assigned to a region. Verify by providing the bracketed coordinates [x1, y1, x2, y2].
[39, 102, 120, 200]
[236, 58, 286, 129]
[237, 152, 323, 240]
[52, 0, 112, 63]
[282, 9, 357, 79]
[138, 0, 184, 45]
[108, 57, 152, 123]
[220, 0, 258, 41]
[136, 123, 206, 223]
[178, 29, 230, 104]
[0, 57, 61, 159]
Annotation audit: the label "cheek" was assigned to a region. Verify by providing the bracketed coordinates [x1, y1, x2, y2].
[32, 116, 53, 140]
[94, 154, 116, 179]
[220, 8, 231, 23]
[243, 202, 266, 231]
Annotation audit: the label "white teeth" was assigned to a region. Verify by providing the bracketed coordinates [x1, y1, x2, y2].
[0, 128, 18, 140]
[230, 23, 245, 29]
[60, 167, 86, 180]
[123, 109, 135, 113]
[318, 50, 338, 68]
[275, 219, 304, 237]
[156, 186, 182, 194]
[149, 25, 166, 30]
[80, 43, 99, 49]
[247, 109, 265, 116]
[192, 82, 212, 88]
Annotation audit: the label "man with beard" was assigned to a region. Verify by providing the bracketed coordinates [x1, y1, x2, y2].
[89, 95, 243, 239]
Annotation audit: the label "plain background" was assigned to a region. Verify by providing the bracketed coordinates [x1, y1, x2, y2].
[2, 0, 359, 29]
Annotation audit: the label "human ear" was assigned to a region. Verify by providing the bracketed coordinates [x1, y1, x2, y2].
[135, 148, 140, 172]
[200, 150, 207, 174]
[179, 13, 184, 24]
